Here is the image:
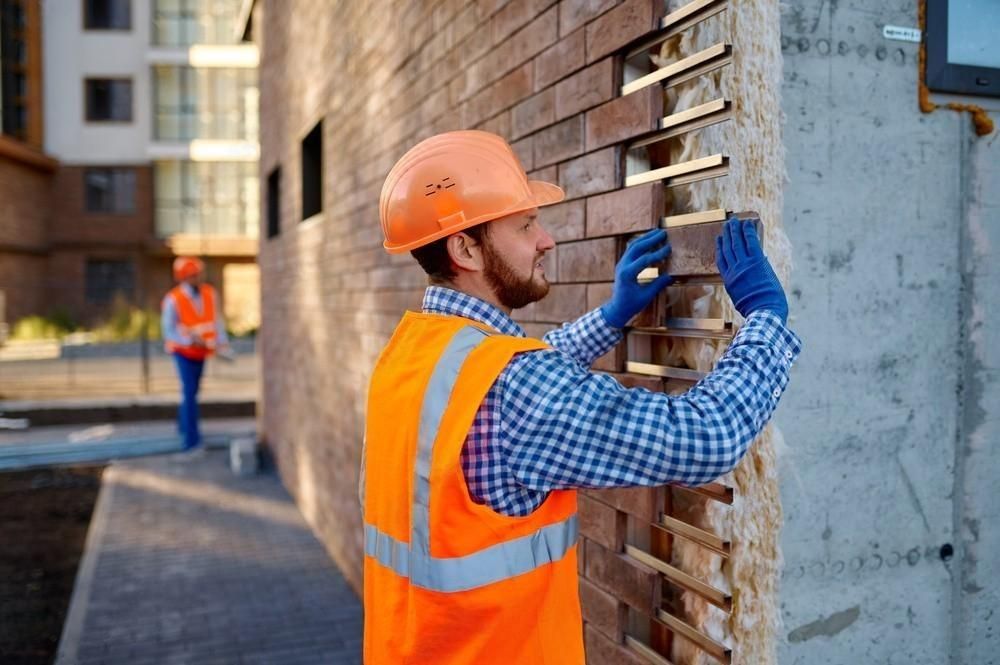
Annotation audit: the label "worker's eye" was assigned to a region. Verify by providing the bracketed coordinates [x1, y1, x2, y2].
[523, 220, 533, 230]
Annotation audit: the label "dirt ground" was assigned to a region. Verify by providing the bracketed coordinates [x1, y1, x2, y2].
[0, 466, 104, 665]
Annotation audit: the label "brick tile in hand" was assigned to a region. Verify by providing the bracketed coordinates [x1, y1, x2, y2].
[585, 0, 663, 63]
[585, 182, 663, 238]
[585, 85, 663, 151]
[558, 147, 618, 199]
[555, 58, 615, 120]
[534, 115, 585, 168]
[534, 27, 586, 91]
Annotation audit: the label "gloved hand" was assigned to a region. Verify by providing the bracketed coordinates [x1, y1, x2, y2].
[601, 228, 674, 328]
[715, 217, 788, 324]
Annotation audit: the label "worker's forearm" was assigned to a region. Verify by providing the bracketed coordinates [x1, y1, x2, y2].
[502, 310, 801, 490]
[541, 308, 622, 369]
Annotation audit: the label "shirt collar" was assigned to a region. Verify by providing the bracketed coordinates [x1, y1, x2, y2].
[421, 286, 525, 337]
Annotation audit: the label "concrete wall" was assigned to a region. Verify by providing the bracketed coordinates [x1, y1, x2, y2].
[776, 1, 997, 662]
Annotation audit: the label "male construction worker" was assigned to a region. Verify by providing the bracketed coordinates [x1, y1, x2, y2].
[361, 130, 801, 664]
[161, 257, 230, 452]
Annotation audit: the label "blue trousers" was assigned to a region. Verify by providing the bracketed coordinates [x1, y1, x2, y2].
[173, 353, 205, 449]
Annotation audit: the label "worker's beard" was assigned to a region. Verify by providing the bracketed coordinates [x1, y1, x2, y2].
[482, 240, 550, 310]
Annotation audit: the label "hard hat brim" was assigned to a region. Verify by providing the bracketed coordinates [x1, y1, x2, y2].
[383, 179, 566, 254]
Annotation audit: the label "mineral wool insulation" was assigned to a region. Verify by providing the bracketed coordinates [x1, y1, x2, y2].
[650, 1, 788, 663]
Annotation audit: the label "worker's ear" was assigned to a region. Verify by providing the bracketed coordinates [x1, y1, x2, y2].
[446, 231, 486, 274]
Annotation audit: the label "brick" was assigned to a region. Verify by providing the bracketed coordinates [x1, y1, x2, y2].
[529, 164, 558, 183]
[586, 0, 662, 63]
[579, 578, 626, 642]
[586, 182, 663, 237]
[585, 84, 662, 151]
[512, 89, 555, 139]
[534, 115, 585, 168]
[478, 109, 512, 137]
[559, 0, 618, 37]
[491, 0, 556, 44]
[511, 136, 535, 171]
[541, 199, 584, 242]
[583, 625, 650, 665]
[534, 27, 586, 91]
[558, 147, 618, 199]
[587, 486, 660, 522]
[533, 283, 588, 322]
[484, 5, 559, 82]
[584, 539, 661, 612]
[578, 493, 625, 551]
[555, 57, 615, 120]
[592, 343, 625, 372]
[557, 237, 617, 282]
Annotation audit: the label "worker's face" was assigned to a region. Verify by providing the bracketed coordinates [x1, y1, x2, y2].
[183, 273, 202, 286]
[480, 209, 555, 310]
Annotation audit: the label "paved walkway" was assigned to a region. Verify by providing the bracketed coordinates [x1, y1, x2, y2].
[56, 446, 362, 665]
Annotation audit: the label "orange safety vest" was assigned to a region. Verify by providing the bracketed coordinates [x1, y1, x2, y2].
[163, 284, 218, 361]
[363, 312, 584, 665]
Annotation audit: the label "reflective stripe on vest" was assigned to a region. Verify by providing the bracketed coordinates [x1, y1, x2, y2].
[364, 325, 579, 593]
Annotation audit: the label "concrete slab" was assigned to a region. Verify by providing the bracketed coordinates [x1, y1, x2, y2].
[56, 447, 362, 665]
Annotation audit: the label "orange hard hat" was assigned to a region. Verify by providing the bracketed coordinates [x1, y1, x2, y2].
[173, 257, 204, 281]
[379, 130, 565, 254]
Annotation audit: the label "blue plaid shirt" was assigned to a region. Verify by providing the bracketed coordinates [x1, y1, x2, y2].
[422, 286, 802, 517]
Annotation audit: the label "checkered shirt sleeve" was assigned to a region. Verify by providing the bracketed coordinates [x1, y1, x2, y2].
[422, 286, 802, 517]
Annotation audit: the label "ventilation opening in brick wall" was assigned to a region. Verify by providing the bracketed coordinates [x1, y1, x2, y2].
[266, 166, 281, 238]
[300, 120, 323, 220]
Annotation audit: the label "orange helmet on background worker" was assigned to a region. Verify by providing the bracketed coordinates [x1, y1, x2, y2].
[378, 130, 565, 254]
[173, 256, 204, 282]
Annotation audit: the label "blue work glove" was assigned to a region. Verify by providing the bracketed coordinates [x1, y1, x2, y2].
[715, 217, 788, 324]
[601, 228, 674, 328]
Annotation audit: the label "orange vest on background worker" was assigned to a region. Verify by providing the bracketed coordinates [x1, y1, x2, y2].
[363, 312, 584, 665]
[164, 284, 218, 361]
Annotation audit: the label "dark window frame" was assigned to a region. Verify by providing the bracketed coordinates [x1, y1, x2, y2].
[300, 120, 323, 221]
[84, 77, 133, 122]
[84, 258, 135, 305]
[926, 0, 1000, 98]
[266, 166, 281, 239]
[83, 0, 132, 31]
[83, 167, 137, 215]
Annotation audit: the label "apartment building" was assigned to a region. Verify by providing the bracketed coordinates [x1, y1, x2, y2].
[35, 0, 260, 330]
[0, 0, 55, 331]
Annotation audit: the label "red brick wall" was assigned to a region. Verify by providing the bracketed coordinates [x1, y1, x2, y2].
[49, 166, 155, 247]
[0, 151, 53, 322]
[255, 2, 671, 660]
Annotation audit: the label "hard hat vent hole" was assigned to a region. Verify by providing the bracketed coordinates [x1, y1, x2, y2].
[424, 177, 457, 196]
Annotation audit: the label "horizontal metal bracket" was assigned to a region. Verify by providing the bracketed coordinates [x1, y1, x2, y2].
[626, 0, 729, 61]
[629, 98, 733, 150]
[622, 42, 732, 97]
[626, 361, 707, 383]
[656, 608, 732, 664]
[626, 153, 729, 189]
[625, 544, 732, 611]
[674, 482, 734, 504]
[655, 514, 731, 557]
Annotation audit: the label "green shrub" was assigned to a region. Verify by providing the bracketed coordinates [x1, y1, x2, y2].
[90, 295, 161, 342]
[10, 313, 76, 340]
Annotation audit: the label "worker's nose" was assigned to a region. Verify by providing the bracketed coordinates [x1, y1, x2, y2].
[537, 224, 556, 252]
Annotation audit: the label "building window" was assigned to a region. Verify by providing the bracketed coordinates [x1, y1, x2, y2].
[266, 167, 281, 239]
[301, 121, 322, 220]
[83, 0, 131, 30]
[153, 66, 257, 141]
[85, 259, 135, 305]
[84, 168, 136, 214]
[154, 160, 259, 238]
[926, 0, 1000, 97]
[0, 0, 29, 140]
[153, 0, 244, 46]
[85, 78, 132, 122]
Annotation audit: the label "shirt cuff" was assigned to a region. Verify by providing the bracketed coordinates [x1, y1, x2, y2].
[583, 307, 624, 350]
